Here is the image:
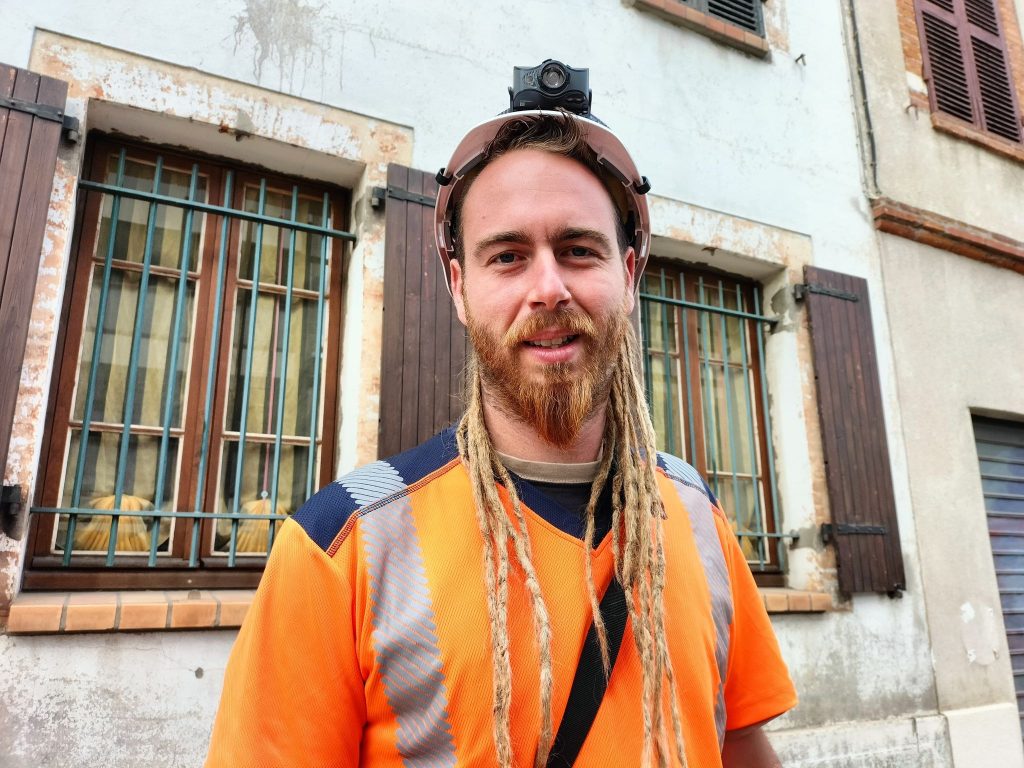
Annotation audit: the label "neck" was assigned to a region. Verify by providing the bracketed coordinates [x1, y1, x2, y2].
[480, 385, 608, 463]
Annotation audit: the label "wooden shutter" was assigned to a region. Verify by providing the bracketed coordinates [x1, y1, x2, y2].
[680, 0, 763, 35]
[378, 164, 468, 458]
[0, 64, 68, 478]
[801, 267, 906, 595]
[917, 0, 1023, 142]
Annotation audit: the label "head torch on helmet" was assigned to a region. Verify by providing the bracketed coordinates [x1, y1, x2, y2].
[433, 59, 652, 296]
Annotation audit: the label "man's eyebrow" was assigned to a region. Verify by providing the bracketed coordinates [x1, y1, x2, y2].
[555, 228, 614, 252]
[471, 227, 615, 260]
[472, 230, 531, 260]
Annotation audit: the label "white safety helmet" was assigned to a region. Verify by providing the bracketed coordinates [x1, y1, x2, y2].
[433, 69, 651, 296]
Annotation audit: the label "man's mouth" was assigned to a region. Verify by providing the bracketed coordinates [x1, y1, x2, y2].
[523, 335, 579, 349]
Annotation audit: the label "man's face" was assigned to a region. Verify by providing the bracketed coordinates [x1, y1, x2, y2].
[450, 148, 636, 447]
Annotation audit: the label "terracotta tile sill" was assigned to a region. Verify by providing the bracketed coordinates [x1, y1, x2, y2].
[760, 588, 832, 614]
[4, 589, 255, 635]
[5, 586, 829, 634]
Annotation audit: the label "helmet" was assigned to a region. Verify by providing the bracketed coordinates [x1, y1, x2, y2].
[433, 75, 651, 296]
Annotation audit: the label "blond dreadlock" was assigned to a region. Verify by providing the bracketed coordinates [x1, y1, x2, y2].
[456, 323, 689, 768]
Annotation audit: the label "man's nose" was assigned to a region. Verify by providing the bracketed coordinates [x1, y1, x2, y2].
[527, 251, 572, 310]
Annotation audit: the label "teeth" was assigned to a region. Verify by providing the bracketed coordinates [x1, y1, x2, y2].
[528, 336, 573, 348]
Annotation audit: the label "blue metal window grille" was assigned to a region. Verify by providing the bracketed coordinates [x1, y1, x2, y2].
[639, 263, 785, 572]
[30, 144, 354, 573]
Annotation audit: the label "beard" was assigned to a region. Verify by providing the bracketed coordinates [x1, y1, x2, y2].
[465, 303, 629, 448]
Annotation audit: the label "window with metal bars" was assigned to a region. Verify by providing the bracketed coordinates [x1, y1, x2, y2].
[24, 138, 350, 590]
[639, 261, 784, 579]
[678, 0, 764, 36]
[915, 0, 1023, 143]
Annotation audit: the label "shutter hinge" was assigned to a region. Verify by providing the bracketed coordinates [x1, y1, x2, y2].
[821, 522, 886, 544]
[0, 484, 25, 540]
[794, 283, 859, 302]
[370, 185, 437, 210]
[0, 96, 80, 143]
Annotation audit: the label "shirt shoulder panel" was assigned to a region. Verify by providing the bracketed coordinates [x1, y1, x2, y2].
[293, 428, 460, 551]
[656, 451, 718, 507]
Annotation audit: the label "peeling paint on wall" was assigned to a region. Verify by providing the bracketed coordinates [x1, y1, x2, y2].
[959, 601, 999, 666]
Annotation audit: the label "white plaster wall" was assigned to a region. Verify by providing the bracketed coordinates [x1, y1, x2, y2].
[0, 631, 233, 768]
[1, 0, 879, 269]
[0, 0, 952, 764]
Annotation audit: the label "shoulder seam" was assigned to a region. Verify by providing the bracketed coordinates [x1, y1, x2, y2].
[657, 465, 715, 506]
[326, 457, 463, 556]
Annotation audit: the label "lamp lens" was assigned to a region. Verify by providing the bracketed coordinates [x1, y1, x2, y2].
[540, 64, 567, 91]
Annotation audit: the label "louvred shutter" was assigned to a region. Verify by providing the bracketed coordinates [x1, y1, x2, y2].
[378, 164, 467, 458]
[920, 6, 976, 123]
[917, 0, 1023, 142]
[801, 267, 906, 596]
[679, 0, 764, 35]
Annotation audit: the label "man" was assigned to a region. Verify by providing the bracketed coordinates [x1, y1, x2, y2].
[207, 61, 796, 768]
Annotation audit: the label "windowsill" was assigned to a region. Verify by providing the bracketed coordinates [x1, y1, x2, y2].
[4, 589, 254, 634]
[760, 587, 832, 614]
[929, 107, 1024, 165]
[625, 0, 770, 58]
[4, 586, 830, 635]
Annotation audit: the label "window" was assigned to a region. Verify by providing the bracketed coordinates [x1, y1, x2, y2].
[639, 261, 783, 579]
[628, 0, 768, 57]
[25, 138, 349, 590]
[916, 0, 1023, 143]
[681, 0, 765, 36]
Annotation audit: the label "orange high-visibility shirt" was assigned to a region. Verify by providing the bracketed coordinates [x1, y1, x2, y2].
[206, 429, 796, 767]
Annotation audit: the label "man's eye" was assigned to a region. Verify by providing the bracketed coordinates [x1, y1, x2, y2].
[568, 246, 593, 258]
[495, 253, 517, 264]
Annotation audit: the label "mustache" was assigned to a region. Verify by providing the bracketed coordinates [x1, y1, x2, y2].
[501, 309, 598, 348]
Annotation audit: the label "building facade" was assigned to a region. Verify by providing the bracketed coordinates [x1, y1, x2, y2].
[0, 0, 1020, 765]
[846, 0, 1024, 764]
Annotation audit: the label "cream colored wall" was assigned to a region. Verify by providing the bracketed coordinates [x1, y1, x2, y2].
[851, 0, 1024, 240]
[880, 236, 1024, 767]
[847, 0, 1024, 762]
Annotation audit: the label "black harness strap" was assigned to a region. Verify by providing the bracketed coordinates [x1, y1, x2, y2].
[546, 577, 629, 767]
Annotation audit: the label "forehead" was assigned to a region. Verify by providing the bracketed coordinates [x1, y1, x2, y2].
[460, 149, 621, 242]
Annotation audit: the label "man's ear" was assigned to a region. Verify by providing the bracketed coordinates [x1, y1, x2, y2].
[450, 259, 468, 326]
[623, 246, 637, 315]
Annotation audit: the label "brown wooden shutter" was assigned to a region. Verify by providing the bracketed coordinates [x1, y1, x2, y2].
[0, 63, 68, 479]
[800, 267, 906, 595]
[917, 0, 1022, 142]
[378, 164, 468, 458]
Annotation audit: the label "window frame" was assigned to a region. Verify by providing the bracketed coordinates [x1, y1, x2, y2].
[915, 0, 1024, 145]
[639, 259, 784, 585]
[681, 0, 765, 37]
[24, 135, 348, 591]
[628, 0, 770, 58]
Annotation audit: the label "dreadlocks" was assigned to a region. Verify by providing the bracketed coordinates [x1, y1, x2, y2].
[451, 113, 687, 768]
